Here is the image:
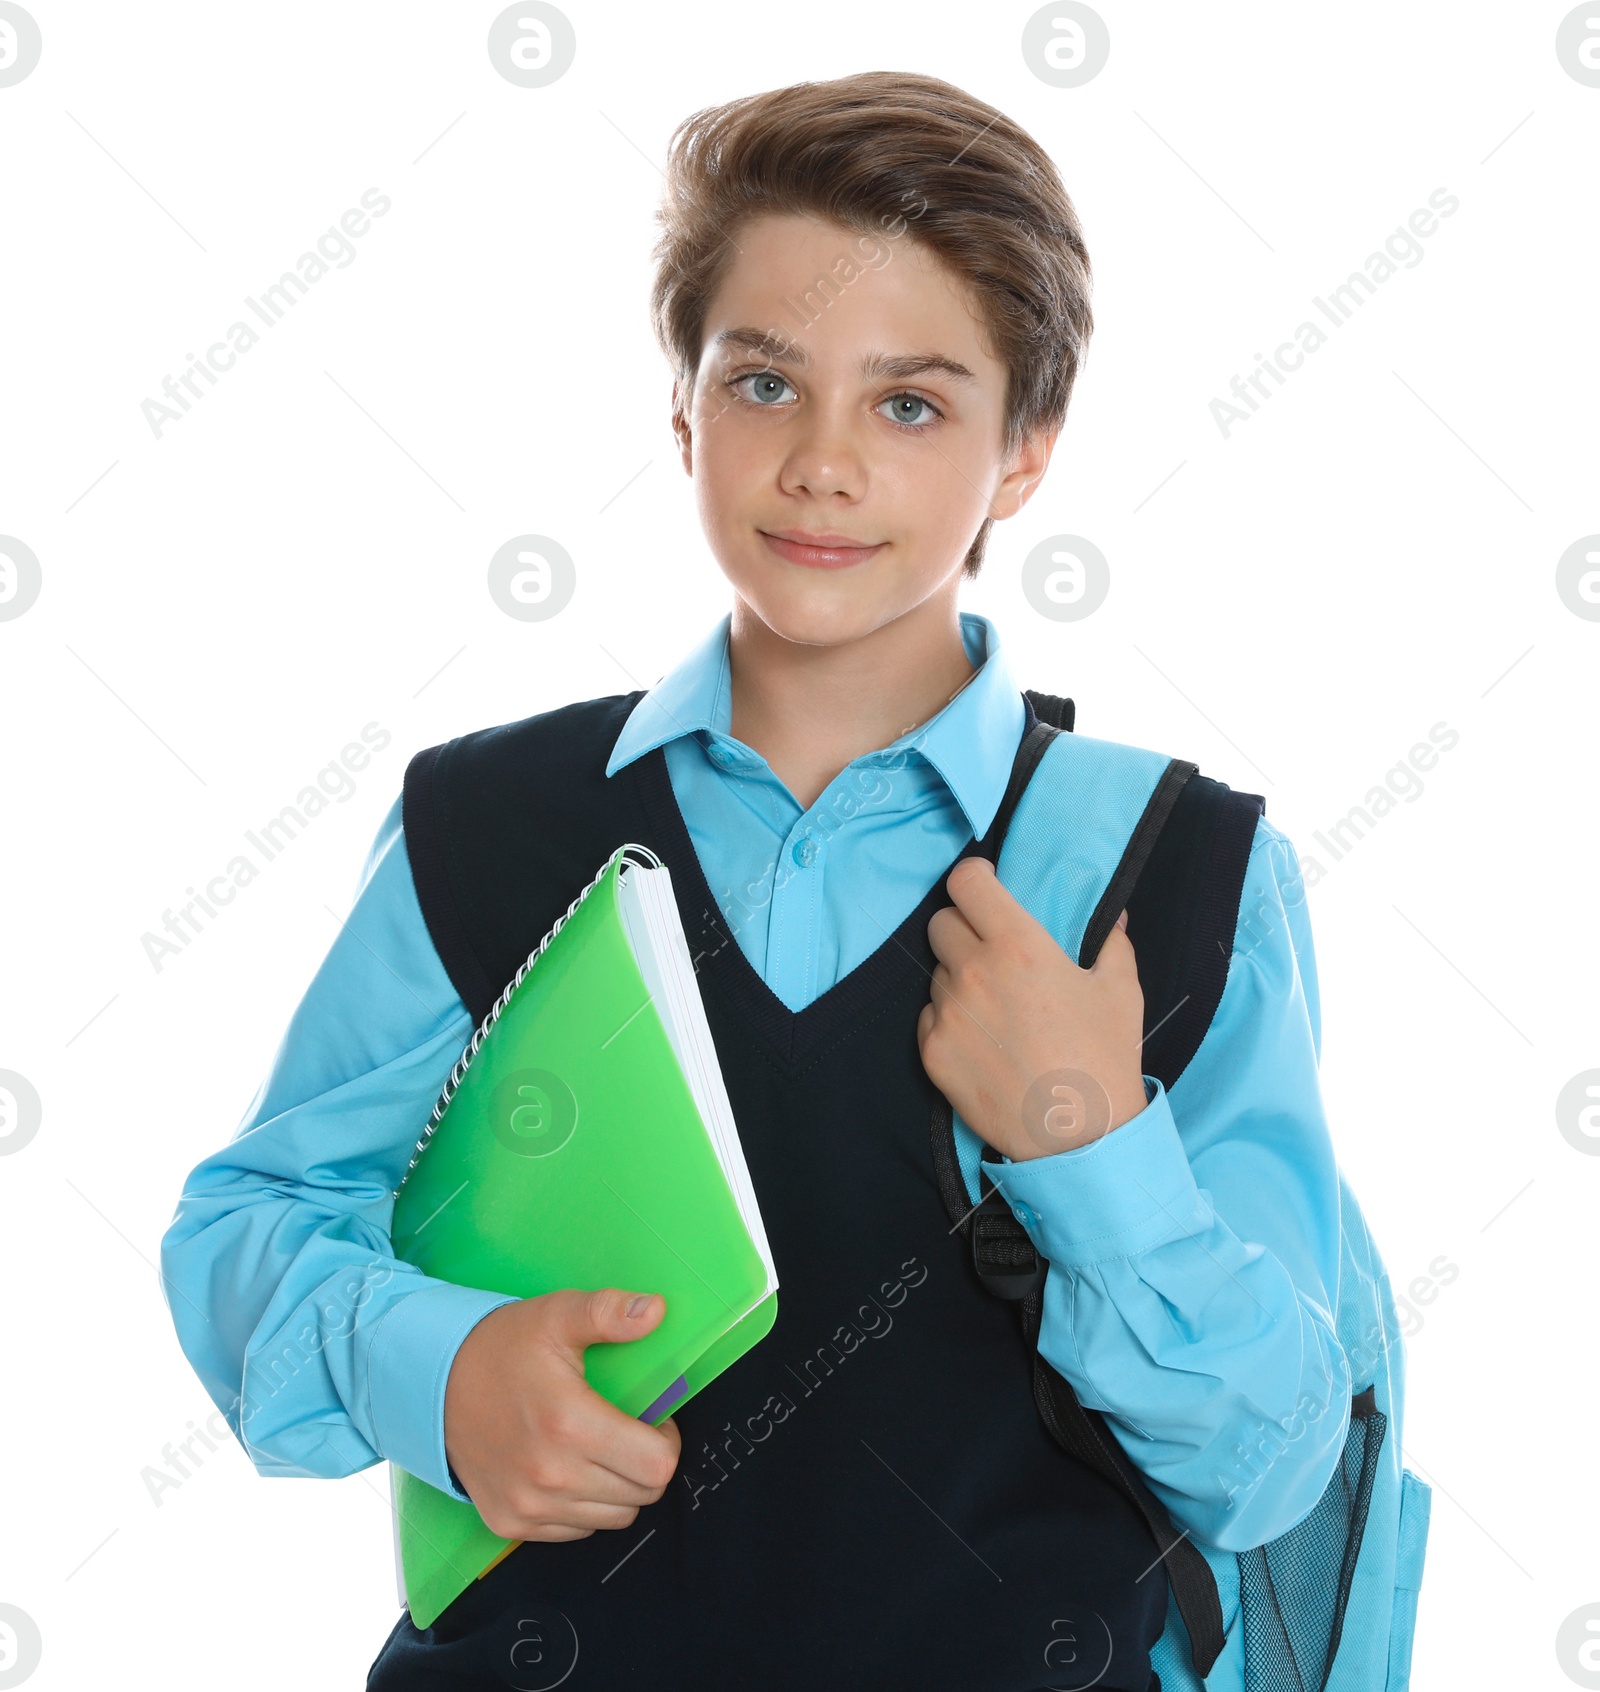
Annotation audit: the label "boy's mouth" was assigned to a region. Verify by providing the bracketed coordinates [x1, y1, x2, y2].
[759, 528, 886, 570]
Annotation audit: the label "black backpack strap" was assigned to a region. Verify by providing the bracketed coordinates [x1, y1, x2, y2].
[925, 689, 1267, 1678]
[1025, 690, 1075, 733]
[1124, 773, 1266, 1091]
[930, 1087, 1228, 1677]
[1016, 1269, 1226, 1673]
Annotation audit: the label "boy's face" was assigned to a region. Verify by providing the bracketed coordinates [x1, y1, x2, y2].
[675, 213, 1055, 649]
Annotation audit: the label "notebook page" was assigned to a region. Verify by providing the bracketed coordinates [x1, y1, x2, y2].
[389, 1464, 407, 1610]
[616, 862, 776, 1297]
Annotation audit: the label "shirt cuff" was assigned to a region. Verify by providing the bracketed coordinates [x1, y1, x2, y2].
[366, 1280, 521, 1500]
[989, 1077, 1208, 1268]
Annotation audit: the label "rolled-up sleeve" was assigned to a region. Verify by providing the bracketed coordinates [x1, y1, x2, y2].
[158, 794, 517, 1501]
[971, 815, 1351, 1552]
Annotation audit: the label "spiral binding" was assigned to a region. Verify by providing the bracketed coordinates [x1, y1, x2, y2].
[393, 841, 665, 1193]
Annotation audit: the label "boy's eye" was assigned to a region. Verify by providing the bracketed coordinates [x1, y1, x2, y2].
[727, 372, 943, 431]
[876, 391, 941, 429]
[732, 371, 797, 406]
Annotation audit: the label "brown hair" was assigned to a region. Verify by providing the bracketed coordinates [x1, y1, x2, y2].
[650, 70, 1093, 577]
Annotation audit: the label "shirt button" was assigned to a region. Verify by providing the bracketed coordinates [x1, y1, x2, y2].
[1012, 1202, 1038, 1228]
[706, 742, 733, 767]
[791, 836, 819, 868]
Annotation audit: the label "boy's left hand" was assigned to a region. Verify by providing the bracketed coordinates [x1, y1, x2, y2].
[916, 856, 1149, 1163]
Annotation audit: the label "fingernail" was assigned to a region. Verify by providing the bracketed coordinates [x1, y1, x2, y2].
[626, 1295, 650, 1317]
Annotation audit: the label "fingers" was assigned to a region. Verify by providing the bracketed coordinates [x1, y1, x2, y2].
[570, 1449, 677, 1510]
[486, 1478, 656, 1544]
[569, 1392, 684, 1494]
[941, 855, 1018, 941]
[543, 1286, 667, 1362]
[446, 1290, 686, 1545]
[478, 1406, 680, 1541]
[1092, 914, 1138, 970]
[926, 961, 961, 1016]
[515, 1450, 678, 1537]
[530, 1288, 682, 1473]
[926, 901, 983, 966]
[518, 1502, 637, 1540]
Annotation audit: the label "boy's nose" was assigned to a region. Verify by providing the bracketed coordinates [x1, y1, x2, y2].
[779, 418, 871, 501]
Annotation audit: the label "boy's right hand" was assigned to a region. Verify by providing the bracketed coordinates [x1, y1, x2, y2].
[443, 1288, 682, 1542]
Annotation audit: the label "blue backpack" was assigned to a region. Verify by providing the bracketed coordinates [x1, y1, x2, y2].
[928, 692, 1432, 1690]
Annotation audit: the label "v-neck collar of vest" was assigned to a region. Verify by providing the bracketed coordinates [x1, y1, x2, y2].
[627, 698, 1050, 1072]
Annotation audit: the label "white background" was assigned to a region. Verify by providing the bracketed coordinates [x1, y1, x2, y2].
[1, 2, 1596, 1686]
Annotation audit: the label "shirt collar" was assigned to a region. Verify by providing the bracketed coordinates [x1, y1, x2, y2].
[605, 610, 1027, 841]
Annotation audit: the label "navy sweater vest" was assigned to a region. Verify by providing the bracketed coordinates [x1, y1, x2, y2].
[366, 692, 1167, 1692]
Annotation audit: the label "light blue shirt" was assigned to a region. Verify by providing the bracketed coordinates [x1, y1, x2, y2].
[159, 611, 1348, 1604]
[604, 612, 1026, 1010]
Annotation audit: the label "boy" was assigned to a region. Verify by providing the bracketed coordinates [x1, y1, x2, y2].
[162, 73, 1362, 1691]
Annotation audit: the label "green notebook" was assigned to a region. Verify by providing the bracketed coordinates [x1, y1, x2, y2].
[387, 842, 778, 1629]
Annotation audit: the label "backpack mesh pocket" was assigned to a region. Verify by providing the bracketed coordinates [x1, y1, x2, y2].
[1237, 1386, 1385, 1692]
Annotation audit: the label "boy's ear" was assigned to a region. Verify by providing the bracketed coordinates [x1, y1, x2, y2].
[671, 380, 693, 474]
[989, 426, 1060, 521]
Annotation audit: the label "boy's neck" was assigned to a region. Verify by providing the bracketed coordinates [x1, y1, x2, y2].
[725, 588, 978, 810]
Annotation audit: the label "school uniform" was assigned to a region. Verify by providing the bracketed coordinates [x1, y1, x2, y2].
[160, 612, 1349, 1690]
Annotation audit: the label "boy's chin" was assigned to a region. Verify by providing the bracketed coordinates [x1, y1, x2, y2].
[728, 579, 906, 651]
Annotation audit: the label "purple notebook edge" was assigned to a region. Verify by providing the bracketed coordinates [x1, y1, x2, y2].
[639, 1374, 690, 1422]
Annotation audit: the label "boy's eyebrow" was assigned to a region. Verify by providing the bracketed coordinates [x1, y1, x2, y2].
[862, 349, 979, 386]
[713, 327, 978, 386]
